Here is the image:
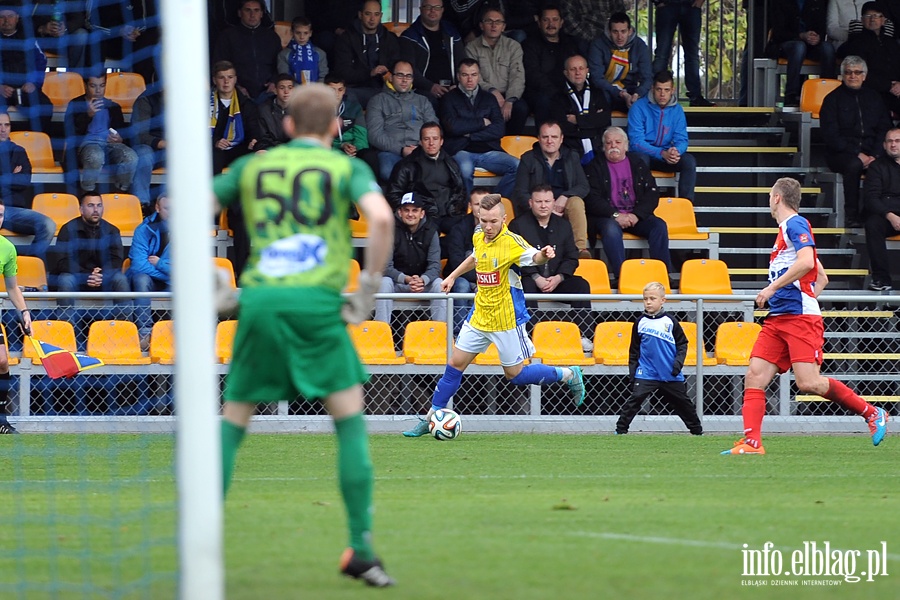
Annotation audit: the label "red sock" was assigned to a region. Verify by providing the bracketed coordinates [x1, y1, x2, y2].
[742, 388, 766, 447]
[823, 378, 874, 418]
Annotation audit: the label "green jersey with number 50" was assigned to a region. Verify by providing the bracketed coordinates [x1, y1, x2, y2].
[214, 139, 380, 292]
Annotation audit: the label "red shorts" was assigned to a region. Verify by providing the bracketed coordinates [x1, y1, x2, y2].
[750, 314, 824, 374]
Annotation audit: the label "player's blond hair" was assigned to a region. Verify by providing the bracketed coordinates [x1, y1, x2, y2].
[643, 281, 666, 296]
[479, 193, 503, 212]
[772, 177, 802, 211]
[287, 83, 337, 137]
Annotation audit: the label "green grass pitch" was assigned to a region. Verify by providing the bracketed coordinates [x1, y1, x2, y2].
[1, 433, 898, 599]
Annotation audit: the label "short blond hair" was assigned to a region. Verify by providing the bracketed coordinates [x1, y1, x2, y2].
[287, 83, 337, 137]
[643, 281, 666, 296]
[772, 177, 801, 211]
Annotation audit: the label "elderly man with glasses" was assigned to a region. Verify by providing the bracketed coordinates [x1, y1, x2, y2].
[820, 55, 893, 226]
[400, 1, 465, 109]
[838, 2, 900, 115]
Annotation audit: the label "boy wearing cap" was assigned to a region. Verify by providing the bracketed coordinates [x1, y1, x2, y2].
[376, 192, 446, 324]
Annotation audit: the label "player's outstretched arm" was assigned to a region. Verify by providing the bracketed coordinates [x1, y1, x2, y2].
[533, 245, 556, 265]
[441, 254, 476, 292]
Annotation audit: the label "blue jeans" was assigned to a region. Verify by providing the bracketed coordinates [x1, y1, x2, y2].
[55, 270, 132, 328]
[3, 206, 54, 262]
[78, 142, 139, 191]
[653, 1, 703, 100]
[133, 144, 165, 206]
[377, 151, 403, 182]
[777, 40, 836, 97]
[130, 272, 169, 336]
[453, 150, 519, 200]
[635, 152, 697, 201]
[594, 215, 672, 279]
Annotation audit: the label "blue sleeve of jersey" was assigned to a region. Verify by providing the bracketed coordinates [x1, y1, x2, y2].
[785, 218, 815, 251]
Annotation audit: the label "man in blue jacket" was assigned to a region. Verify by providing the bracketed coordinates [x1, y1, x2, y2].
[127, 194, 169, 349]
[587, 12, 652, 111]
[627, 70, 695, 201]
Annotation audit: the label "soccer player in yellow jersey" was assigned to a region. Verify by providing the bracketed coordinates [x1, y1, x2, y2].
[403, 194, 586, 436]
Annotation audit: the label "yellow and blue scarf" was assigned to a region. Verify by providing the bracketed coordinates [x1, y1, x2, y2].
[210, 91, 244, 145]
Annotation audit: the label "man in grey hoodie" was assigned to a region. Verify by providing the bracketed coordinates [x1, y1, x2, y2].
[366, 59, 438, 181]
[587, 12, 652, 111]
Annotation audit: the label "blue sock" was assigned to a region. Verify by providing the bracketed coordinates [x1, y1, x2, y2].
[510, 364, 562, 386]
[432, 365, 464, 409]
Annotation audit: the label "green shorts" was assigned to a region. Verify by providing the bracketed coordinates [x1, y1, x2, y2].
[224, 286, 369, 403]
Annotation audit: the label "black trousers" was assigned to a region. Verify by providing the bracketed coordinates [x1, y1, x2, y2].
[616, 379, 703, 434]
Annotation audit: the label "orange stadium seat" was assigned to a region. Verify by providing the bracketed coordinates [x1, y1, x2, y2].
[149, 320, 175, 365]
[533, 321, 594, 365]
[402, 320, 448, 364]
[500, 135, 538, 159]
[32, 192, 80, 234]
[105, 72, 146, 112]
[214, 257, 236, 288]
[348, 321, 405, 365]
[9, 131, 62, 173]
[87, 320, 151, 365]
[679, 259, 733, 295]
[680, 321, 717, 367]
[23, 320, 77, 365]
[618, 259, 670, 295]
[715, 321, 762, 366]
[42, 71, 85, 110]
[0, 256, 48, 292]
[216, 320, 237, 364]
[592, 321, 632, 365]
[799, 78, 841, 118]
[345, 258, 361, 293]
[100, 193, 143, 236]
[574, 259, 612, 294]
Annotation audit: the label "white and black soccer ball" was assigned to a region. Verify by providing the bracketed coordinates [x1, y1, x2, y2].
[429, 409, 461, 441]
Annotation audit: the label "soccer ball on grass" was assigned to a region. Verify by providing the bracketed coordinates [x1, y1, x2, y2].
[429, 409, 461, 440]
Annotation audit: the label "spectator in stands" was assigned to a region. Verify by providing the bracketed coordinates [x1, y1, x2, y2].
[584, 126, 671, 282]
[128, 193, 169, 349]
[64, 72, 138, 194]
[555, 54, 611, 166]
[861, 127, 900, 291]
[366, 59, 437, 182]
[211, 60, 258, 278]
[587, 12, 652, 112]
[522, 4, 580, 127]
[386, 121, 467, 236]
[325, 74, 380, 176]
[51, 190, 130, 319]
[444, 0, 498, 42]
[439, 58, 519, 199]
[0, 110, 55, 261]
[445, 187, 490, 331]
[765, 0, 835, 106]
[277, 16, 329, 85]
[375, 191, 446, 325]
[256, 74, 293, 151]
[0, 3, 52, 132]
[93, 0, 160, 83]
[559, 0, 628, 52]
[210, 60, 259, 175]
[820, 55, 892, 226]
[212, 0, 282, 103]
[509, 184, 594, 351]
[131, 83, 165, 208]
[513, 121, 591, 258]
[627, 70, 696, 201]
[31, 0, 91, 74]
[333, 0, 401, 108]
[827, 0, 895, 49]
[837, 2, 900, 116]
[400, 1, 465, 108]
[651, 0, 715, 107]
[465, 6, 528, 135]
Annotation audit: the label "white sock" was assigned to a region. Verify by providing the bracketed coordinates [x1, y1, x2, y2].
[560, 367, 573, 383]
[425, 407, 436, 421]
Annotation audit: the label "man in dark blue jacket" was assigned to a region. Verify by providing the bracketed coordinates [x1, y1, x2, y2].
[439, 58, 518, 199]
[127, 194, 169, 347]
[400, 1, 465, 108]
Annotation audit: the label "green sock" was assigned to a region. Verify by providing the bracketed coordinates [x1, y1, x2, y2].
[221, 419, 247, 497]
[334, 413, 375, 561]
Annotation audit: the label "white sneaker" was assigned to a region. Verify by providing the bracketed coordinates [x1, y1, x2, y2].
[580, 337, 594, 353]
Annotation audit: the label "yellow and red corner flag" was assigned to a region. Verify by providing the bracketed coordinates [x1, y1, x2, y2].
[28, 337, 104, 379]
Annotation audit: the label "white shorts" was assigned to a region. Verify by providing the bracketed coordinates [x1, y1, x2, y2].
[456, 321, 535, 367]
